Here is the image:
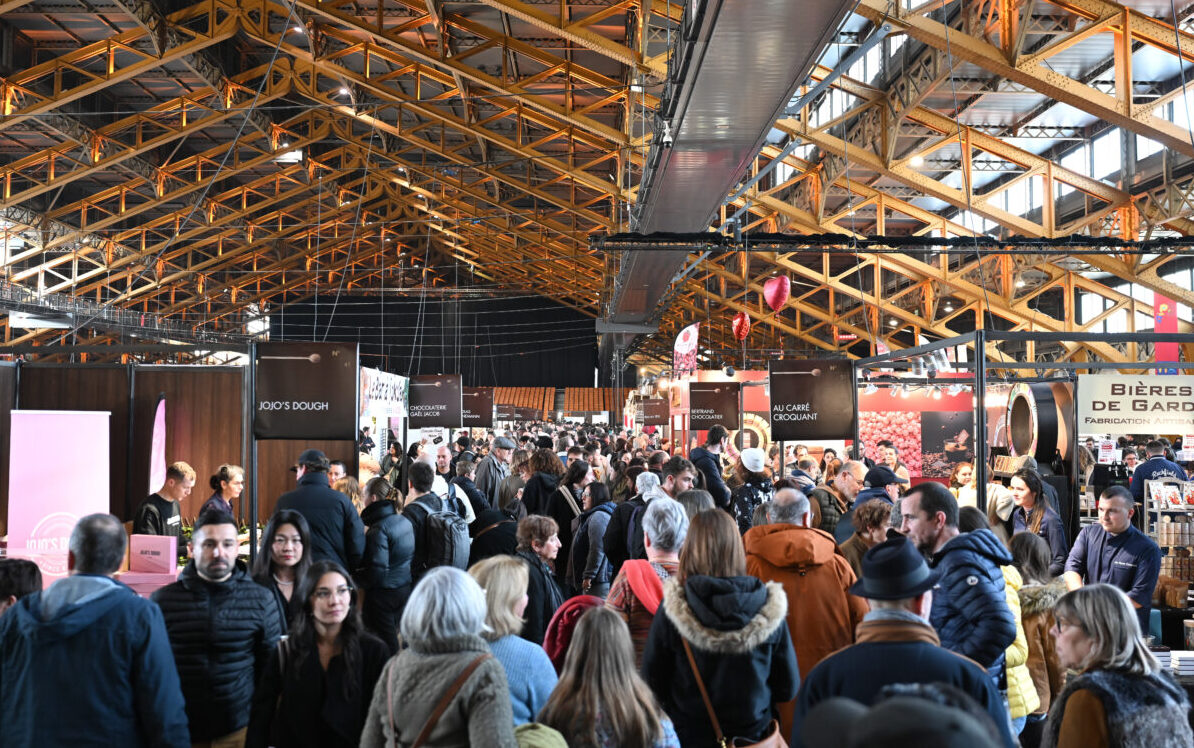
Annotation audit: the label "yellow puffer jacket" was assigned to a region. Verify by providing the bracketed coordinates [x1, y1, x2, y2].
[1002, 564, 1041, 719]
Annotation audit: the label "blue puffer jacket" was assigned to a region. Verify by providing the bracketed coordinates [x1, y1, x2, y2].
[929, 528, 1016, 676]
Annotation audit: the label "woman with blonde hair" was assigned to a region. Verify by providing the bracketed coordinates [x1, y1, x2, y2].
[334, 476, 364, 514]
[539, 607, 679, 747]
[1044, 584, 1191, 748]
[469, 556, 558, 725]
[641, 509, 797, 747]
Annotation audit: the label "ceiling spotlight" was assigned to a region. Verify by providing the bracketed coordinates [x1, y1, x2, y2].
[889, 319, 899, 327]
[1015, 278, 1026, 288]
[943, 302, 953, 313]
[629, 81, 645, 93]
[931, 386, 942, 400]
[864, 382, 878, 395]
[292, 25, 304, 33]
[909, 154, 925, 168]
[338, 87, 350, 96]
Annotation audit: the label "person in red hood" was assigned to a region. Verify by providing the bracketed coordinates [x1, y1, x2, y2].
[745, 487, 869, 738]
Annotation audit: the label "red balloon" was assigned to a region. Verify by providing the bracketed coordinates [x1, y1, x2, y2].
[763, 275, 790, 312]
[732, 311, 751, 341]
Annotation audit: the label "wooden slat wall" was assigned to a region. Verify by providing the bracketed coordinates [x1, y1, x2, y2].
[18, 365, 133, 519]
[0, 364, 15, 538]
[131, 368, 245, 523]
[255, 439, 355, 522]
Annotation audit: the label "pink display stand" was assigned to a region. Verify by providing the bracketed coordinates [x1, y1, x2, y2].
[6, 411, 111, 588]
[116, 571, 178, 598]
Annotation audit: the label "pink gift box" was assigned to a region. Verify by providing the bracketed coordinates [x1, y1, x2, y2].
[129, 534, 178, 575]
[117, 571, 178, 598]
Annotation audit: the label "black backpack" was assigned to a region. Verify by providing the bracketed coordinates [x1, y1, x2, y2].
[409, 493, 470, 572]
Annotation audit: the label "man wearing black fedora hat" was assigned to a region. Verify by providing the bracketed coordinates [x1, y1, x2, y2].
[789, 536, 1016, 748]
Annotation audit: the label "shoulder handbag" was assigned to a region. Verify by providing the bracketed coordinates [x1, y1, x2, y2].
[387, 652, 492, 748]
[680, 639, 787, 748]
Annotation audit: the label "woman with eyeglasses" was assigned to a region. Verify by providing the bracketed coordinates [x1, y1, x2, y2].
[357, 477, 415, 654]
[247, 560, 389, 748]
[252, 510, 313, 631]
[1044, 584, 1191, 748]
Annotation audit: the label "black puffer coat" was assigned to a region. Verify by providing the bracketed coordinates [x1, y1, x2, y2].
[152, 561, 283, 741]
[358, 500, 415, 591]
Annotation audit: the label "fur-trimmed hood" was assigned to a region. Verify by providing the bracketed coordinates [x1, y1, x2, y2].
[661, 575, 787, 654]
[1019, 577, 1067, 617]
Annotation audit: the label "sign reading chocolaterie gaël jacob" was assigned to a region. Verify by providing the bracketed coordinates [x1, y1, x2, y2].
[689, 382, 741, 431]
[768, 359, 856, 441]
[255, 342, 359, 439]
[408, 374, 463, 427]
[1077, 374, 1194, 435]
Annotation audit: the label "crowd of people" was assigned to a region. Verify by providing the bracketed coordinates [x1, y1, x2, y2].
[1, 422, 1192, 748]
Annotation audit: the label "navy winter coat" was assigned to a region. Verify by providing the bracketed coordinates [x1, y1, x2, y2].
[929, 528, 1016, 674]
[0, 575, 189, 748]
[690, 447, 731, 510]
[276, 473, 366, 571]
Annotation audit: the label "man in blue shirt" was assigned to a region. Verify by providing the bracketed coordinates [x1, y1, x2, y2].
[1130, 439, 1187, 503]
[1064, 485, 1161, 632]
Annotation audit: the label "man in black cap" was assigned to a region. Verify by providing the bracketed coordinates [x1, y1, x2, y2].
[790, 536, 1015, 748]
[276, 448, 365, 569]
[834, 465, 908, 544]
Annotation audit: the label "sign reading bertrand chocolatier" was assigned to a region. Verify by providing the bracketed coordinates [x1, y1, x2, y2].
[689, 382, 740, 431]
[1078, 374, 1194, 434]
[768, 359, 856, 441]
[408, 374, 463, 427]
[255, 342, 358, 439]
[462, 387, 494, 427]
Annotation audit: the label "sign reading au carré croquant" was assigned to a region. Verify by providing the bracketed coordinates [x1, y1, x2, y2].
[768, 359, 856, 441]
[689, 382, 740, 431]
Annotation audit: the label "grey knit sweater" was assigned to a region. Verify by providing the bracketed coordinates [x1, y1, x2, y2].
[360, 634, 518, 748]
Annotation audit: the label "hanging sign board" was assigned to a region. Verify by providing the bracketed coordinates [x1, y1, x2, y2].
[496, 403, 517, 420]
[408, 374, 463, 427]
[515, 406, 541, 421]
[462, 387, 494, 427]
[255, 342, 358, 439]
[642, 398, 669, 426]
[768, 359, 856, 441]
[1077, 374, 1194, 435]
[689, 382, 740, 431]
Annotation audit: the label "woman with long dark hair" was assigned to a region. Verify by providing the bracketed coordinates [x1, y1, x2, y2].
[247, 560, 389, 748]
[539, 607, 679, 747]
[547, 458, 593, 580]
[252, 510, 313, 631]
[521, 448, 565, 516]
[1009, 468, 1067, 576]
[569, 481, 615, 597]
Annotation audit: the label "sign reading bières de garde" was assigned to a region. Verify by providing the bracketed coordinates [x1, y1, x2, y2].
[688, 382, 741, 431]
[1078, 374, 1194, 435]
[255, 342, 359, 439]
[768, 359, 856, 441]
[408, 374, 464, 427]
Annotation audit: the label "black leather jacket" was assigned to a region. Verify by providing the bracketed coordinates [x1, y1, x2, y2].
[357, 500, 415, 591]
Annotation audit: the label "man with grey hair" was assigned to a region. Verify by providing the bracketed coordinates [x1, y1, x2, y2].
[475, 435, 515, 506]
[745, 488, 868, 737]
[606, 496, 690, 665]
[0, 514, 189, 747]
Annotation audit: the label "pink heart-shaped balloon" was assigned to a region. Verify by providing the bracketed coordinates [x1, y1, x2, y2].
[763, 275, 790, 312]
[732, 311, 751, 341]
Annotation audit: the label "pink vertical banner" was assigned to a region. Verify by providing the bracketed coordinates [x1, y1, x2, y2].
[148, 394, 167, 494]
[1156, 295, 1179, 375]
[7, 411, 110, 587]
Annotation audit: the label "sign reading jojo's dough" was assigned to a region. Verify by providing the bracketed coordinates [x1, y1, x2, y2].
[255, 341, 359, 439]
[689, 382, 741, 431]
[462, 387, 494, 427]
[409, 375, 464, 427]
[768, 359, 856, 441]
